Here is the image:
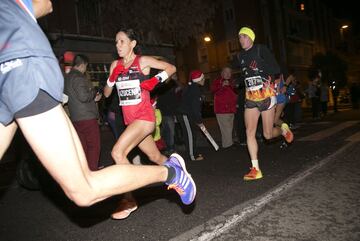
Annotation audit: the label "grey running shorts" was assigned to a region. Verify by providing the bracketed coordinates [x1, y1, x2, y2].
[245, 96, 277, 112]
[0, 56, 64, 125]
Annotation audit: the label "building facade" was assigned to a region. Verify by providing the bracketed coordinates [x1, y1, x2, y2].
[38, 0, 356, 104]
[39, 0, 175, 86]
[177, 0, 343, 81]
[174, 0, 356, 108]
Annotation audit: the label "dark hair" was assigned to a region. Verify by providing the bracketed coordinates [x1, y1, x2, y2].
[117, 28, 137, 41]
[117, 28, 141, 54]
[72, 54, 89, 67]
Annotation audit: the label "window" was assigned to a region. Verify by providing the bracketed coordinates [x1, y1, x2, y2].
[295, 0, 311, 15]
[76, 0, 101, 36]
[87, 63, 110, 83]
[300, 3, 305, 11]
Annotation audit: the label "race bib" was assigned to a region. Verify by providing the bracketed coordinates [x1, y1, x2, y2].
[245, 76, 263, 91]
[116, 79, 141, 106]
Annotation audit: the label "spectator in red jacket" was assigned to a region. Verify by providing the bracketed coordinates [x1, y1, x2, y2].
[211, 67, 238, 148]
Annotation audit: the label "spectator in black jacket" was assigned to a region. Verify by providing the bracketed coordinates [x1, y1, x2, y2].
[157, 75, 182, 155]
[64, 54, 102, 171]
[177, 70, 206, 161]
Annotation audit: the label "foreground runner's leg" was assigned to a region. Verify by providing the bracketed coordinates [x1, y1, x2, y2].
[0, 122, 18, 159]
[16, 105, 196, 206]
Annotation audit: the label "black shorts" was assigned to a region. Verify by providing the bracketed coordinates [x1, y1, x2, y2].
[245, 96, 276, 112]
[14, 89, 59, 119]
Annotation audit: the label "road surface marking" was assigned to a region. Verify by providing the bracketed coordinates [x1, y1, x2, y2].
[170, 142, 355, 241]
[298, 121, 359, 141]
[346, 131, 360, 142]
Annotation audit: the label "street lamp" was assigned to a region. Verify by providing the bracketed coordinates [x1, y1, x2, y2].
[204, 36, 211, 42]
[340, 24, 349, 41]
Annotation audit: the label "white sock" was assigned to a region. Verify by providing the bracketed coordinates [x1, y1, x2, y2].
[132, 155, 141, 165]
[251, 159, 259, 170]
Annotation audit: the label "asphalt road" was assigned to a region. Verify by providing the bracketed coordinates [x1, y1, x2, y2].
[0, 108, 359, 241]
[210, 142, 360, 241]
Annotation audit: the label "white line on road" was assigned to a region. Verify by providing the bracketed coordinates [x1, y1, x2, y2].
[170, 142, 356, 241]
[345, 131, 360, 142]
[298, 121, 359, 141]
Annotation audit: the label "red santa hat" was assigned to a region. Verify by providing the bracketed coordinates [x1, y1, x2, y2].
[190, 70, 204, 83]
[63, 51, 75, 64]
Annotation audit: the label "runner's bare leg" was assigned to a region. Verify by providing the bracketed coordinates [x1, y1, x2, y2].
[0, 122, 18, 159]
[16, 105, 168, 206]
[245, 108, 260, 160]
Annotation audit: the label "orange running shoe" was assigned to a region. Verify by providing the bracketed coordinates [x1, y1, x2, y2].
[244, 167, 263, 181]
[281, 123, 294, 143]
